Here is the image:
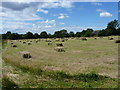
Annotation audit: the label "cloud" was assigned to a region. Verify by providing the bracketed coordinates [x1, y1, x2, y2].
[37, 8, 48, 14]
[100, 12, 113, 17]
[91, 2, 102, 6]
[96, 9, 113, 18]
[96, 9, 104, 12]
[57, 13, 69, 19]
[60, 23, 65, 25]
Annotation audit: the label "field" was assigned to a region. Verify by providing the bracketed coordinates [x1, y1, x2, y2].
[2, 36, 119, 88]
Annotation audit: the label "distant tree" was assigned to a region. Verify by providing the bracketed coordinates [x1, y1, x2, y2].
[69, 31, 75, 37]
[75, 32, 81, 37]
[40, 31, 48, 38]
[48, 34, 54, 38]
[6, 31, 11, 39]
[54, 31, 63, 38]
[117, 28, 120, 35]
[85, 28, 93, 37]
[34, 33, 39, 39]
[9, 33, 20, 40]
[105, 20, 118, 36]
[25, 32, 34, 39]
[98, 29, 107, 36]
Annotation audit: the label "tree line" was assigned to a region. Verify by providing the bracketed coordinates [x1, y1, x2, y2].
[2, 19, 120, 40]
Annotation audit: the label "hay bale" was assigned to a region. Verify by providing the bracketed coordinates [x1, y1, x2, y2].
[56, 43, 63, 47]
[109, 38, 114, 40]
[23, 42, 26, 44]
[61, 40, 65, 42]
[115, 40, 120, 43]
[81, 38, 87, 41]
[94, 38, 97, 40]
[11, 43, 14, 44]
[54, 47, 65, 52]
[20, 51, 32, 58]
[48, 42, 52, 45]
[46, 40, 52, 42]
[12, 45, 17, 47]
[28, 43, 31, 45]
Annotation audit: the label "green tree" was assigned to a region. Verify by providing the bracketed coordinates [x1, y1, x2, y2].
[40, 31, 48, 38]
[25, 32, 34, 39]
[75, 32, 81, 37]
[69, 31, 75, 37]
[34, 33, 39, 39]
[98, 30, 107, 36]
[105, 20, 118, 36]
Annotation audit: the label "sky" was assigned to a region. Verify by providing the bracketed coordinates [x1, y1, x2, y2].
[0, 0, 119, 34]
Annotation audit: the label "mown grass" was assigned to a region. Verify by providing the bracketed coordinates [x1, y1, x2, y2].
[2, 36, 119, 88]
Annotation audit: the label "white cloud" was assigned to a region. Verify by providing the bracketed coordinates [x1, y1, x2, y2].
[92, 2, 102, 6]
[96, 9, 104, 12]
[37, 8, 48, 14]
[100, 12, 113, 17]
[57, 13, 69, 19]
[41, 19, 56, 24]
[96, 9, 113, 18]
[60, 23, 65, 25]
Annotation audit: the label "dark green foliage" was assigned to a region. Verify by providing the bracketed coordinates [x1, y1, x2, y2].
[2, 19, 119, 40]
[25, 32, 34, 39]
[40, 31, 48, 38]
[34, 33, 39, 39]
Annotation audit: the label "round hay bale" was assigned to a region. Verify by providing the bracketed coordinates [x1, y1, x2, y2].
[81, 38, 87, 41]
[48, 42, 52, 45]
[109, 38, 114, 40]
[11, 42, 14, 44]
[23, 42, 26, 44]
[115, 40, 120, 43]
[28, 43, 31, 45]
[54, 47, 65, 52]
[56, 43, 63, 47]
[12, 45, 17, 47]
[20, 51, 32, 58]
[94, 38, 97, 40]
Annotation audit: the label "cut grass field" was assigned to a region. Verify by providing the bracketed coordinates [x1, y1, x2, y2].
[2, 36, 119, 88]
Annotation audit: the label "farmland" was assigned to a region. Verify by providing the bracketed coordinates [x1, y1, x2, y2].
[2, 36, 119, 88]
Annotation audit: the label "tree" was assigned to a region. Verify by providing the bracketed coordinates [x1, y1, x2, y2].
[98, 29, 107, 36]
[25, 32, 34, 39]
[6, 31, 11, 39]
[105, 20, 118, 36]
[84, 28, 93, 37]
[40, 31, 48, 38]
[9, 33, 20, 40]
[34, 33, 39, 39]
[75, 32, 81, 37]
[69, 31, 75, 37]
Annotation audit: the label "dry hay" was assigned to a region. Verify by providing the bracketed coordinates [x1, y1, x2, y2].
[28, 43, 31, 45]
[56, 43, 63, 47]
[81, 38, 87, 41]
[11, 42, 14, 44]
[61, 39, 65, 42]
[46, 40, 52, 42]
[109, 38, 114, 40]
[94, 38, 97, 40]
[20, 51, 32, 59]
[115, 40, 120, 43]
[48, 42, 52, 45]
[55, 39, 60, 42]
[23, 42, 26, 44]
[12, 44, 17, 47]
[54, 47, 65, 52]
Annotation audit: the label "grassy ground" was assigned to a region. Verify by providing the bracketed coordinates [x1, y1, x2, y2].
[2, 36, 119, 88]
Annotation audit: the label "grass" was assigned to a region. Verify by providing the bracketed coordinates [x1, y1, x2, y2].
[2, 36, 119, 88]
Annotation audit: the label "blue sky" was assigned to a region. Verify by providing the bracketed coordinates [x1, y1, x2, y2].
[1, 1, 118, 34]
